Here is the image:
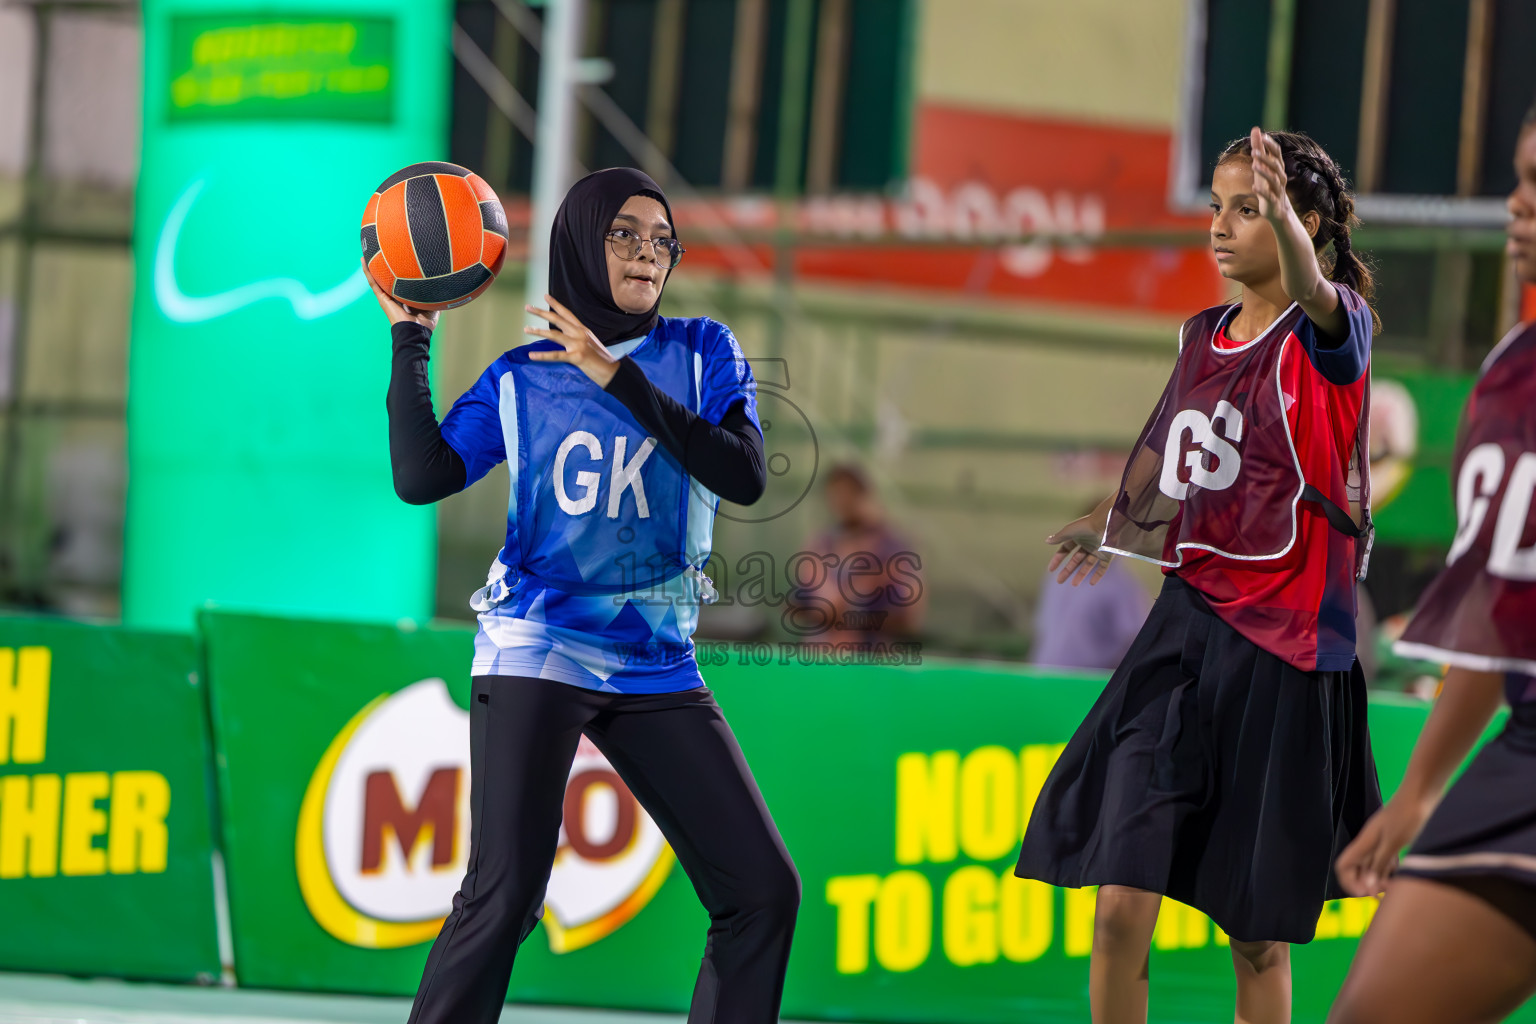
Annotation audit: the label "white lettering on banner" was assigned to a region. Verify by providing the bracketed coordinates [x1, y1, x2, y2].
[1158, 401, 1246, 501]
[805, 177, 1107, 280]
[554, 431, 603, 515]
[608, 436, 655, 519]
[1489, 452, 1536, 580]
[1449, 443, 1506, 566]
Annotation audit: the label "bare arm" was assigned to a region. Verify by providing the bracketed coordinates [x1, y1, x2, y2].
[1047, 492, 1117, 587]
[1249, 127, 1348, 339]
[1395, 668, 1506, 807]
[1335, 667, 1506, 896]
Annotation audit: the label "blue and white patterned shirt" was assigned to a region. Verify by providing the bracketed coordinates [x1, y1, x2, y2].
[440, 316, 759, 693]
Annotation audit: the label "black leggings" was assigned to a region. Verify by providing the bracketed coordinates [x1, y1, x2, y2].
[407, 675, 800, 1024]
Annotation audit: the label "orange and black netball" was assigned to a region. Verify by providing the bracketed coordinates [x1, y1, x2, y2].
[361, 161, 508, 310]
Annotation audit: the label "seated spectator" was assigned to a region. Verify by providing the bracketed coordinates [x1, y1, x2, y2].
[789, 462, 925, 646]
[1030, 540, 1151, 672]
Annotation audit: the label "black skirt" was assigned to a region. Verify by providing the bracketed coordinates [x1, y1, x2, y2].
[1398, 703, 1536, 887]
[1015, 575, 1382, 944]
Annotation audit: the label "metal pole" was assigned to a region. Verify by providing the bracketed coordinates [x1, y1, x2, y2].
[769, 0, 815, 361]
[1356, 0, 1396, 194]
[774, 0, 815, 199]
[1262, 0, 1295, 131]
[525, 0, 585, 315]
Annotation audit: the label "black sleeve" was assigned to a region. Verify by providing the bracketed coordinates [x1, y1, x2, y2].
[602, 355, 767, 505]
[387, 322, 467, 505]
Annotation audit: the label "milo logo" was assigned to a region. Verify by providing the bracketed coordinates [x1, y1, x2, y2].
[295, 679, 672, 951]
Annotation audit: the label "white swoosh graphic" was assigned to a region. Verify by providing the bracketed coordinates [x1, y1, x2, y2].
[155, 179, 367, 323]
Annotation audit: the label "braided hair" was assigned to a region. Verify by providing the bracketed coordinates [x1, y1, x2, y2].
[1218, 131, 1379, 331]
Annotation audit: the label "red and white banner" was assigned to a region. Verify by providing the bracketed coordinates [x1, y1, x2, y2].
[501, 105, 1228, 316]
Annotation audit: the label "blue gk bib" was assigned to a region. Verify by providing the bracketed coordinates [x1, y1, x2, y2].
[488, 318, 724, 600]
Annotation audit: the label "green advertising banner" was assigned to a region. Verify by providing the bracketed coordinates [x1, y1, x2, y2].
[201, 610, 475, 990]
[0, 616, 221, 981]
[167, 15, 397, 123]
[125, 0, 452, 631]
[200, 611, 1532, 1022]
[1370, 370, 1476, 546]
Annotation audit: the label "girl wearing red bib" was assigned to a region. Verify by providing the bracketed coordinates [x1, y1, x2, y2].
[1015, 129, 1383, 1024]
[1330, 104, 1536, 1024]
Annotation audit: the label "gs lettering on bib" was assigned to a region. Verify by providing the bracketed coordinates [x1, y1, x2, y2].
[1101, 302, 1371, 577]
[1396, 323, 1536, 676]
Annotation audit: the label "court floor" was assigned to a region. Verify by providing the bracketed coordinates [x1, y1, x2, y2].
[0, 972, 803, 1024]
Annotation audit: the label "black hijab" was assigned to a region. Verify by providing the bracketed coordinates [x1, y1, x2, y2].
[549, 167, 675, 344]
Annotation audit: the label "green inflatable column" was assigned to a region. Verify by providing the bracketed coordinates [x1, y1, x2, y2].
[125, 1, 452, 629]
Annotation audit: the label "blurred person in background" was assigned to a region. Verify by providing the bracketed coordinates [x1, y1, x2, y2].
[373, 168, 798, 1024]
[1030, 500, 1153, 671]
[1350, 378, 1420, 686]
[1330, 97, 1536, 1024]
[1015, 128, 1382, 1024]
[788, 462, 925, 647]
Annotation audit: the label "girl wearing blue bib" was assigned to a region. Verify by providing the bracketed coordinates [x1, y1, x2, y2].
[369, 168, 798, 1024]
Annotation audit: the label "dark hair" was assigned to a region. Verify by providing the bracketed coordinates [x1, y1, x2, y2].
[1524, 94, 1536, 133]
[824, 462, 872, 494]
[1218, 131, 1378, 328]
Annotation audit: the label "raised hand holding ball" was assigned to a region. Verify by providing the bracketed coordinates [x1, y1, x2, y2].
[361, 161, 508, 311]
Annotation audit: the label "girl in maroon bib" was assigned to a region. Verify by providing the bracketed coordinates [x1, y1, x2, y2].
[1015, 128, 1383, 1024]
[1329, 103, 1536, 1024]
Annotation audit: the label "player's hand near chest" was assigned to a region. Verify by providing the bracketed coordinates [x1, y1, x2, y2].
[525, 294, 621, 389]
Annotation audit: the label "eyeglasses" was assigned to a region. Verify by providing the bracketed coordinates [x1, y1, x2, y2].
[606, 228, 686, 270]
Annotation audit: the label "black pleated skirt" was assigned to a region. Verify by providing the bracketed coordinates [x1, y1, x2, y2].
[1015, 575, 1382, 944]
[1398, 702, 1536, 888]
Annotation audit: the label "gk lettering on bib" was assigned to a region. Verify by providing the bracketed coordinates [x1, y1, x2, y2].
[552, 430, 657, 519]
[441, 315, 761, 693]
[505, 330, 702, 597]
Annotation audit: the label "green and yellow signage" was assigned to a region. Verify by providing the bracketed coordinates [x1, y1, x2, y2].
[0, 617, 221, 981]
[168, 14, 396, 122]
[195, 612, 1520, 1023]
[1, 604, 1532, 1022]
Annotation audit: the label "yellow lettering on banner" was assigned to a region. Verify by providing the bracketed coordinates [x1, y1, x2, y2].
[1314, 897, 1378, 940]
[0, 773, 60, 878]
[998, 873, 1053, 963]
[1315, 899, 1342, 940]
[958, 746, 1017, 861]
[874, 870, 932, 972]
[895, 751, 958, 865]
[825, 874, 881, 975]
[108, 771, 170, 875]
[942, 865, 998, 966]
[1152, 897, 1209, 951]
[60, 772, 110, 876]
[1020, 743, 1066, 835]
[1064, 885, 1097, 957]
[1340, 896, 1378, 936]
[0, 647, 50, 765]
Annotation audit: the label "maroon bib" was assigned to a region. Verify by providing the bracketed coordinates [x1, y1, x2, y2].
[1396, 324, 1536, 675]
[1101, 303, 1372, 577]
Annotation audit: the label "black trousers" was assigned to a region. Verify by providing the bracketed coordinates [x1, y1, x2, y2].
[407, 675, 800, 1024]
